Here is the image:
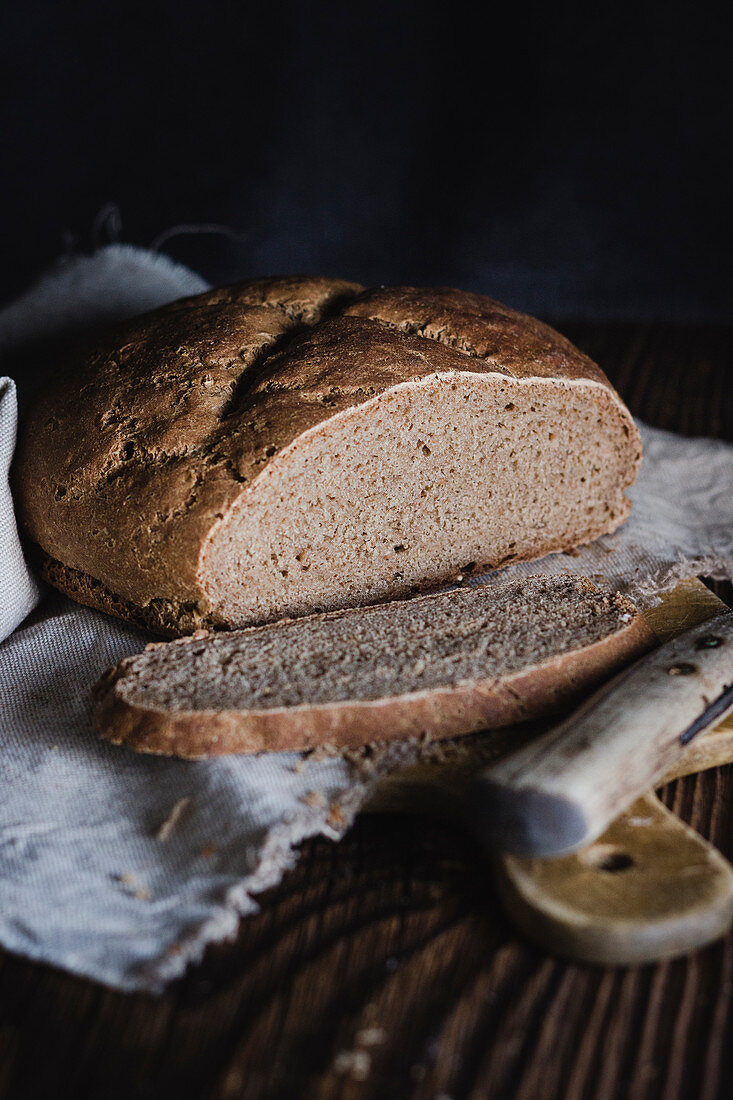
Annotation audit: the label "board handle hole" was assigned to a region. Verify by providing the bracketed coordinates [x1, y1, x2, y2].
[586, 845, 635, 873]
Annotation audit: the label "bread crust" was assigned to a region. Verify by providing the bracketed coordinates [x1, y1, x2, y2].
[15, 277, 642, 634]
[36, 551, 217, 635]
[93, 595, 655, 758]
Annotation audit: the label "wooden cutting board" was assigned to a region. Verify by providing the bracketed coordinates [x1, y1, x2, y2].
[366, 578, 733, 964]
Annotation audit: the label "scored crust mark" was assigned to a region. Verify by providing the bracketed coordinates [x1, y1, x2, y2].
[14, 278, 642, 635]
[87, 279, 365, 500]
[81, 289, 369, 531]
[14, 276, 366, 611]
[92, 576, 656, 758]
[215, 285, 364, 423]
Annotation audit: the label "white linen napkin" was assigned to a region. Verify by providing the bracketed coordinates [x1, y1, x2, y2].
[1, 248, 732, 992]
[0, 378, 39, 637]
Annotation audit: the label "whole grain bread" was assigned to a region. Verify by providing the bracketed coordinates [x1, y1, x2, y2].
[15, 278, 642, 636]
[93, 576, 655, 758]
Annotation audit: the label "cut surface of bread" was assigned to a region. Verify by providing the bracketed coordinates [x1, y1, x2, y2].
[15, 279, 642, 636]
[93, 576, 655, 758]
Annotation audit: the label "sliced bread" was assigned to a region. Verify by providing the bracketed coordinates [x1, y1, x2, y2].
[93, 576, 655, 758]
[15, 278, 642, 637]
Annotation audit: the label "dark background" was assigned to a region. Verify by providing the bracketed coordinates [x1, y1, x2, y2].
[1, 0, 731, 320]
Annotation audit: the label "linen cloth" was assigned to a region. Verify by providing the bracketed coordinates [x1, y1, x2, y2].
[1, 248, 732, 992]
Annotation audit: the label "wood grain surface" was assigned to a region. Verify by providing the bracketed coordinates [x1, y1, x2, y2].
[1, 322, 732, 1100]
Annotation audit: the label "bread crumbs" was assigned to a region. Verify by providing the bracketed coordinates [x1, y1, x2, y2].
[355, 1026, 387, 1047]
[117, 871, 151, 901]
[327, 802, 346, 828]
[308, 742, 339, 760]
[333, 1050, 371, 1081]
[302, 789, 326, 809]
[155, 796, 190, 840]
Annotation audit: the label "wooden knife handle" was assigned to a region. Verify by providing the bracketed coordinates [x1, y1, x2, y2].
[466, 612, 733, 856]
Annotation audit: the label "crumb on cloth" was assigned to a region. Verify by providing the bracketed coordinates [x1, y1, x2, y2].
[155, 796, 191, 841]
[307, 742, 339, 760]
[116, 871, 151, 901]
[302, 789, 327, 809]
[327, 801, 346, 829]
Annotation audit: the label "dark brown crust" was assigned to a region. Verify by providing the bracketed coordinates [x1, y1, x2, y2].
[36, 551, 215, 636]
[14, 277, 641, 633]
[93, 597, 656, 758]
[342, 286, 609, 384]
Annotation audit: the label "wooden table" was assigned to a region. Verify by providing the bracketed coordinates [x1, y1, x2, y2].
[1, 323, 732, 1100]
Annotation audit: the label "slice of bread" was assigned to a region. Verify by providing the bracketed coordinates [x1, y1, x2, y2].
[93, 576, 655, 758]
[15, 278, 642, 637]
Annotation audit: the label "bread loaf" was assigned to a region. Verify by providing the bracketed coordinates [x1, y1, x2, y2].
[15, 278, 642, 635]
[93, 576, 654, 758]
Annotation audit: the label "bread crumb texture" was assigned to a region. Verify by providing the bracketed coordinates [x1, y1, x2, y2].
[15, 279, 642, 635]
[105, 577, 635, 711]
[92, 576, 653, 757]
